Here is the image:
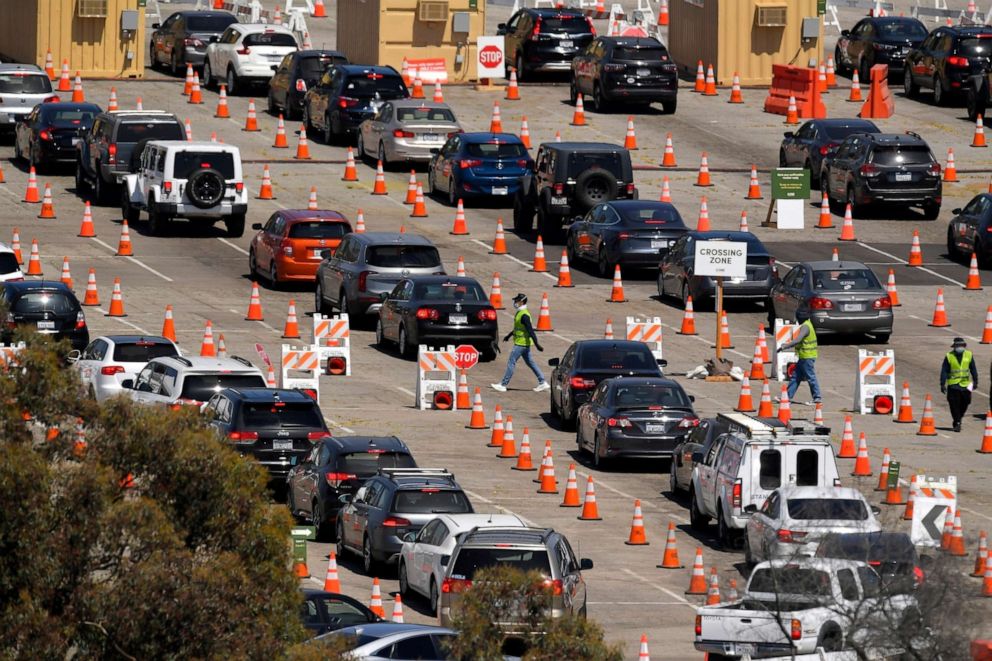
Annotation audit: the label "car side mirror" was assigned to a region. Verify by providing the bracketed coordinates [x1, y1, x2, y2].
[691, 451, 703, 463]
[338, 494, 352, 504]
[151, 22, 160, 29]
[121, 379, 134, 389]
[379, 291, 389, 302]
[657, 358, 668, 367]
[497, 22, 507, 31]
[841, 29, 850, 36]
[66, 350, 81, 363]
[209, 35, 219, 43]
[689, 395, 695, 402]
[402, 532, 415, 543]
[271, 65, 279, 71]
[570, 215, 583, 224]
[251, 223, 262, 230]
[952, 208, 961, 214]
[579, 558, 594, 571]
[429, 147, 440, 154]
[547, 357, 560, 367]
[320, 249, 331, 260]
[744, 504, 758, 514]
[871, 505, 881, 516]
[783, 131, 794, 139]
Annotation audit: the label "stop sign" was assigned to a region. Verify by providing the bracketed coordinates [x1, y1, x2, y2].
[454, 344, 480, 370]
[479, 45, 503, 68]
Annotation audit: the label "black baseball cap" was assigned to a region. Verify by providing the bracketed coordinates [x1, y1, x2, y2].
[512, 293, 527, 304]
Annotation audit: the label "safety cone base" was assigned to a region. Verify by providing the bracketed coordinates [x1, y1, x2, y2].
[624, 539, 649, 546]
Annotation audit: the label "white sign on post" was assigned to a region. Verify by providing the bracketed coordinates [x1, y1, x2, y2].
[693, 241, 748, 279]
[477, 36, 506, 79]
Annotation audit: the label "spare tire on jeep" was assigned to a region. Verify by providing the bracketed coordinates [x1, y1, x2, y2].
[574, 169, 618, 209]
[186, 168, 225, 209]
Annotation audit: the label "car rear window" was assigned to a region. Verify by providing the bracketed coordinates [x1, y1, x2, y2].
[613, 46, 669, 61]
[338, 451, 416, 475]
[343, 75, 408, 100]
[117, 121, 185, 143]
[299, 55, 346, 79]
[812, 268, 881, 291]
[787, 498, 869, 521]
[957, 36, 992, 57]
[465, 142, 527, 158]
[568, 152, 623, 177]
[749, 568, 832, 596]
[392, 488, 472, 514]
[173, 151, 236, 179]
[112, 341, 178, 363]
[43, 109, 98, 127]
[0, 73, 52, 94]
[180, 374, 266, 401]
[612, 383, 691, 408]
[288, 221, 350, 239]
[396, 107, 456, 123]
[577, 347, 657, 371]
[615, 205, 685, 226]
[243, 31, 297, 47]
[818, 534, 916, 561]
[186, 15, 238, 32]
[239, 401, 325, 428]
[870, 146, 933, 166]
[823, 124, 878, 140]
[877, 22, 928, 39]
[0, 253, 20, 276]
[540, 16, 590, 34]
[366, 245, 441, 268]
[11, 292, 76, 314]
[413, 281, 488, 302]
[450, 548, 552, 581]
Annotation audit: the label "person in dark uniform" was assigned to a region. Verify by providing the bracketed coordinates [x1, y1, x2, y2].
[940, 337, 978, 432]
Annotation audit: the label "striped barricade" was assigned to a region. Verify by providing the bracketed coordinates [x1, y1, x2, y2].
[416, 345, 458, 411]
[313, 313, 350, 376]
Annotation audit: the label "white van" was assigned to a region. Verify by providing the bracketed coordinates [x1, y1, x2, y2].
[688, 413, 841, 550]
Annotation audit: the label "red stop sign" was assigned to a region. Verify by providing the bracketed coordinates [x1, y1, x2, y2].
[454, 344, 480, 370]
[479, 45, 503, 68]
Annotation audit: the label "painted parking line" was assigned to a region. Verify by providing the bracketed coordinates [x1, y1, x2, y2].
[857, 241, 964, 288]
[90, 238, 174, 282]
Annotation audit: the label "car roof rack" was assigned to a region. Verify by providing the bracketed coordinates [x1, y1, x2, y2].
[230, 355, 254, 368]
[170, 356, 194, 367]
[717, 412, 829, 439]
[379, 467, 454, 479]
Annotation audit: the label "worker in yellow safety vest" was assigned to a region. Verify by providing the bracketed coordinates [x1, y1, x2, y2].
[492, 293, 548, 393]
[940, 337, 978, 433]
[779, 308, 822, 405]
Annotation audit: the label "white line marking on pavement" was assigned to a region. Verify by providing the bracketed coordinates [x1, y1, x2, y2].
[574, 469, 689, 524]
[620, 568, 693, 608]
[857, 242, 964, 288]
[470, 238, 557, 282]
[327, 418, 356, 434]
[961, 506, 992, 523]
[95, 308, 150, 334]
[91, 238, 174, 282]
[396, 386, 416, 397]
[217, 237, 250, 255]
[461, 489, 537, 527]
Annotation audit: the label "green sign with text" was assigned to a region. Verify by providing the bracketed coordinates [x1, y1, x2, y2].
[888, 462, 901, 489]
[771, 168, 811, 200]
[291, 526, 316, 564]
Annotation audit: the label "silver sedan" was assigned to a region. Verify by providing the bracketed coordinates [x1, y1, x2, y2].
[357, 100, 461, 167]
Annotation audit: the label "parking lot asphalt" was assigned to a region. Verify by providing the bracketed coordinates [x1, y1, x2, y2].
[4, 1, 992, 657]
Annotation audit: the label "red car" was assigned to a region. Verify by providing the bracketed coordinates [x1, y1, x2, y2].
[249, 210, 352, 285]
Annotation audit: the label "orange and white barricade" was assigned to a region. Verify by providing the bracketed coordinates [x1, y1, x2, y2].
[0, 343, 24, 369]
[854, 349, 896, 415]
[910, 475, 957, 548]
[281, 344, 321, 399]
[416, 345, 458, 411]
[626, 316, 663, 363]
[772, 318, 800, 381]
[313, 313, 351, 376]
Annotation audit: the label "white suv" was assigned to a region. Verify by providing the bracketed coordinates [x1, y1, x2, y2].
[122, 140, 248, 237]
[203, 23, 298, 95]
[0, 64, 59, 131]
[121, 355, 266, 407]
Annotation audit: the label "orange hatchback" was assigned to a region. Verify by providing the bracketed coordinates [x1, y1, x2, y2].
[249, 210, 352, 285]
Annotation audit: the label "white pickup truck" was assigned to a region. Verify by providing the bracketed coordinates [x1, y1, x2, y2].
[694, 559, 918, 659]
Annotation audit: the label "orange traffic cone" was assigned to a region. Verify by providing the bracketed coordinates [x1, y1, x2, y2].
[57, 59, 71, 92]
[307, 186, 318, 210]
[735, 375, 755, 412]
[678, 297, 697, 335]
[560, 464, 581, 506]
[703, 64, 717, 96]
[450, 199, 469, 235]
[826, 56, 837, 87]
[488, 405, 504, 448]
[973, 532, 989, 575]
[757, 325, 769, 362]
[745, 164, 762, 199]
[26, 239, 43, 276]
[816, 192, 833, 229]
[885, 464, 906, 505]
[951, 511, 968, 555]
[411, 69, 425, 99]
[980, 411, 992, 453]
[498, 417, 518, 458]
[757, 380, 774, 417]
[785, 95, 799, 124]
[369, 578, 385, 617]
[506, 69, 520, 100]
[623, 116, 638, 150]
[162, 305, 177, 342]
[817, 63, 828, 93]
[292, 553, 309, 579]
[908, 230, 924, 266]
[685, 548, 707, 594]
[295, 126, 312, 160]
[603, 317, 614, 339]
[23, 167, 40, 203]
[199, 320, 216, 357]
[660, 176, 672, 203]
[696, 196, 711, 231]
[188, 73, 203, 104]
[390, 594, 404, 623]
[490, 218, 508, 254]
[608, 265, 626, 302]
[876, 448, 891, 491]
[695, 153, 713, 187]
[273, 114, 289, 148]
[625, 500, 649, 545]
[44, 49, 55, 79]
[520, 115, 532, 148]
[717, 310, 733, 349]
[59, 257, 72, 289]
[402, 171, 419, 205]
[838, 415, 857, 457]
[312, 0, 328, 17]
[813, 401, 824, 426]
[944, 148, 958, 182]
[531, 236, 548, 272]
[777, 384, 792, 424]
[215, 84, 230, 117]
[658, 522, 682, 568]
[256, 164, 275, 200]
[577, 476, 602, 520]
[107, 87, 119, 111]
[555, 249, 573, 287]
[749, 337, 765, 379]
[571, 94, 586, 126]
[918, 394, 938, 436]
[693, 60, 706, 92]
[705, 568, 721, 605]
[184, 117, 193, 141]
[965, 254, 983, 290]
[729, 72, 744, 103]
[974, 115, 987, 148]
[662, 132, 677, 167]
[245, 282, 264, 321]
[466, 388, 488, 429]
[71, 73, 84, 102]
[282, 300, 300, 339]
[536, 293, 554, 331]
[106, 277, 126, 317]
[658, 0, 669, 24]
[903, 474, 918, 520]
[537, 450, 558, 494]
[243, 99, 261, 131]
[368, 160, 387, 195]
[489, 101, 503, 133]
[977, 550, 992, 596]
[847, 69, 863, 102]
[637, 635, 651, 661]
[490, 272, 504, 309]
[851, 432, 872, 477]
[514, 432, 536, 471]
[182, 63, 194, 95]
[929, 288, 950, 327]
[895, 382, 915, 423]
[941, 507, 955, 551]
[82, 268, 99, 306]
[323, 552, 342, 592]
[982, 305, 992, 344]
[410, 184, 427, 217]
[216, 333, 228, 359]
[886, 269, 900, 305]
[77, 201, 96, 237]
[37, 184, 56, 218]
[839, 204, 856, 240]
[455, 257, 465, 277]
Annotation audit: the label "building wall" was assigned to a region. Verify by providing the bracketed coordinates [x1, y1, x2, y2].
[335, 0, 380, 68]
[667, 0, 719, 84]
[0, 0, 40, 71]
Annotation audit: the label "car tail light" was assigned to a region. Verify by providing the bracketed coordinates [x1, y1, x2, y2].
[554, 183, 564, 195]
[382, 516, 411, 527]
[607, 417, 630, 427]
[447, 130, 462, 138]
[695, 615, 702, 636]
[777, 529, 809, 543]
[295, 78, 307, 92]
[107, 143, 117, 164]
[873, 295, 892, 310]
[236, 46, 251, 55]
[325, 472, 357, 487]
[302, 388, 318, 401]
[678, 416, 700, 429]
[163, 181, 173, 194]
[617, 232, 630, 240]
[626, 183, 636, 195]
[603, 63, 625, 72]
[542, 578, 564, 596]
[100, 365, 125, 376]
[280, 239, 293, 256]
[476, 308, 497, 321]
[357, 270, 372, 292]
[38, 128, 53, 141]
[948, 55, 969, 67]
[75, 311, 87, 330]
[234, 182, 244, 193]
[442, 577, 472, 593]
[569, 376, 596, 390]
[308, 431, 330, 441]
[459, 158, 482, 169]
[791, 618, 802, 641]
[44, 95, 60, 103]
[914, 566, 925, 585]
[416, 307, 440, 320]
[809, 296, 834, 310]
[859, 163, 879, 177]
[516, 158, 530, 167]
[530, 17, 543, 39]
[338, 96, 359, 108]
[184, 37, 204, 47]
[819, 142, 838, 156]
[5, 313, 15, 329]
[732, 479, 742, 510]
[928, 162, 942, 177]
[393, 129, 415, 138]
[227, 430, 259, 441]
[768, 256, 776, 268]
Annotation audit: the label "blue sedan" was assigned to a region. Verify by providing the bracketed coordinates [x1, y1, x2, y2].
[426, 132, 533, 206]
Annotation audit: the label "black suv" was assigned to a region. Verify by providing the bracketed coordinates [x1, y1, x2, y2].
[570, 36, 678, 113]
[905, 24, 992, 106]
[286, 435, 417, 540]
[834, 16, 927, 82]
[513, 142, 636, 241]
[75, 110, 186, 205]
[303, 65, 408, 144]
[497, 8, 595, 81]
[149, 10, 238, 74]
[2, 281, 88, 351]
[821, 132, 941, 219]
[203, 388, 330, 482]
[268, 50, 349, 120]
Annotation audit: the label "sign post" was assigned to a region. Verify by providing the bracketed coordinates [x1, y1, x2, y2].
[766, 168, 811, 230]
[692, 241, 748, 361]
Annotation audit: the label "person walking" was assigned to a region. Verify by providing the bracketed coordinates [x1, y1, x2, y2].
[492, 293, 549, 393]
[779, 308, 822, 405]
[940, 337, 978, 432]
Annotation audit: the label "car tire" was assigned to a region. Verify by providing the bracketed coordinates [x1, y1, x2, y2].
[859, 59, 871, 92]
[147, 199, 169, 237]
[356, 132, 366, 161]
[398, 561, 410, 598]
[121, 189, 140, 225]
[186, 168, 225, 209]
[248, 249, 258, 280]
[834, 45, 847, 75]
[596, 246, 612, 279]
[170, 52, 180, 76]
[448, 177, 458, 207]
[513, 192, 535, 234]
[744, 536, 755, 568]
[551, 389, 561, 420]
[932, 75, 946, 106]
[225, 214, 245, 238]
[312, 500, 329, 542]
[681, 282, 692, 309]
[362, 535, 377, 575]
[967, 86, 987, 123]
[336, 519, 347, 557]
[226, 67, 240, 96]
[821, 173, 832, 206]
[569, 81, 579, 106]
[427, 168, 437, 196]
[561, 401, 576, 432]
[767, 299, 778, 330]
[75, 162, 89, 193]
[267, 91, 278, 116]
[661, 97, 677, 115]
[378, 141, 389, 170]
[574, 169, 617, 209]
[904, 70, 918, 98]
[778, 149, 787, 167]
[873, 333, 891, 344]
[847, 185, 863, 218]
[303, 106, 316, 135]
[717, 506, 734, 551]
[566, 236, 578, 265]
[429, 579, 440, 617]
[946, 227, 960, 260]
[922, 202, 940, 221]
[94, 173, 113, 206]
[339, 290, 354, 318]
[324, 114, 335, 145]
[399, 324, 414, 358]
[481, 343, 498, 362]
[689, 488, 709, 531]
[669, 465, 681, 494]
[817, 627, 843, 653]
[592, 83, 607, 113]
[515, 53, 525, 83]
[149, 44, 158, 69]
[202, 60, 213, 89]
[592, 434, 606, 469]
[537, 204, 561, 244]
[267, 261, 281, 289]
[375, 318, 387, 347]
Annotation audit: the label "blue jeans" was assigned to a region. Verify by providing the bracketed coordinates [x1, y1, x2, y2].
[787, 358, 822, 401]
[500, 344, 545, 387]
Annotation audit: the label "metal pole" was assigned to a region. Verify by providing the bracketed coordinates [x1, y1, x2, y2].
[715, 276, 724, 361]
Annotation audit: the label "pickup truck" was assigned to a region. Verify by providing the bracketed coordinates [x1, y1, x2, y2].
[694, 559, 918, 659]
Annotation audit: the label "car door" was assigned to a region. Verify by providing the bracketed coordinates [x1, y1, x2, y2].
[75, 338, 108, 386]
[499, 11, 524, 62]
[591, 204, 621, 256]
[365, 102, 390, 151]
[848, 20, 874, 68]
[408, 519, 439, 592]
[827, 138, 856, 197]
[560, 537, 585, 612]
[573, 39, 596, 93]
[778, 265, 806, 319]
[578, 381, 608, 448]
[416, 520, 446, 593]
[167, 15, 184, 61]
[748, 490, 779, 558]
[792, 121, 817, 167]
[659, 234, 685, 295]
[382, 280, 408, 339]
[321, 235, 353, 304]
[572, 205, 600, 259]
[348, 481, 379, 548]
[290, 444, 320, 516]
[953, 196, 987, 253]
[271, 53, 293, 106]
[441, 135, 461, 192]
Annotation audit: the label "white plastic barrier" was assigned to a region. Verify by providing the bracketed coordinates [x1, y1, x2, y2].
[416, 345, 458, 411]
[772, 318, 799, 382]
[853, 349, 896, 415]
[626, 316, 663, 362]
[313, 313, 351, 376]
[280, 344, 320, 399]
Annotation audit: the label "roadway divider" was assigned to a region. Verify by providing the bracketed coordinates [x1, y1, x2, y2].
[281, 344, 321, 400]
[854, 349, 896, 415]
[313, 313, 351, 376]
[416, 346, 458, 411]
[763, 65, 826, 120]
[859, 64, 894, 119]
[626, 316, 663, 362]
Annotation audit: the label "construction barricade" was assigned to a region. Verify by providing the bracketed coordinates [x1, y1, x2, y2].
[313, 313, 351, 376]
[853, 349, 896, 415]
[281, 344, 320, 400]
[416, 345, 458, 411]
[859, 64, 894, 119]
[626, 316, 663, 363]
[763, 65, 826, 120]
[0, 343, 23, 368]
[772, 319, 800, 381]
[910, 475, 957, 547]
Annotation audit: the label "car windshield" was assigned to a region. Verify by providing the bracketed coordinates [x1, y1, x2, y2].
[0, 73, 52, 94]
[42, 108, 98, 127]
[568, 151, 623, 177]
[613, 45, 669, 60]
[366, 245, 441, 268]
[812, 268, 881, 291]
[239, 401, 325, 428]
[540, 16, 589, 34]
[299, 56, 345, 79]
[392, 489, 472, 514]
[112, 341, 178, 363]
[396, 106, 456, 123]
[11, 292, 75, 314]
[343, 75, 407, 100]
[451, 548, 551, 580]
[788, 498, 869, 521]
[870, 146, 933, 166]
[413, 281, 487, 302]
[300, 595, 371, 628]
[823, 124, 878, 140]
[615, 205, 684, 226]
[612, 384, 691, 409]
[173, 151, 236, 179]
[876, 22, 928, 39]
[185, 15, 237, 31]
[465, 142, 527, 158]
[180, 374, 266, 401]
[288, 221, 350, 239]
[748, 568, 833, 596]
[817, 534, 916, 561]
[243, 31, 297, 47]
[0, 253, 20, 275]
[338, 451, 416, 474]
[958, 36, 992, 57]
[577, 347, 657, 371]
[117, 122, 185, 143]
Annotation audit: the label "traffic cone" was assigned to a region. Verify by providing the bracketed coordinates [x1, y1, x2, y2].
[26, 239, 43, 276]
[745, 165, 762, 199]
[560, 464, 581, 506]
[107, 87, 119, 111]
[658, 522, 682, 568]
[536, 293, 554, 331]
[685, 548, 707, 594]
[390, 594, 404, 623]
[215, 84, 230, 118]
[603, 317, 614, 339]
[37, 184, 56, 218]
[307, 186, 318, 211]
[717, 310, 733, 349]
[965, 254, 983, 290]
[577, 476, 601, 520]
[450, 199, 468, 235]
[944, 148, 958, 182]
[489, 218, 509, 254]
[520, 116, 532, 148]
[851, 432, 872, 477]
[295, 126, 312, 160]
[185, 117, 193, 141]
[466, 388, 488, 429]
[918, 394, 937, 435]
[660, 176, 672, 203]
[106, 277, 126, 317]
[77, 201, 96, 237]
[940, 507, 954, 551]
[757, 380, 774, 417]
[895, 382, 915, 423]
[844, 69, 862, 102]
[974, 115, 987, 147]
[199, 320, 216, 357]
[257, 164, 275, 199]
[555, 249, 573, 287]
[217, 334, 228, 359]
[71, 73, 84, 102]
[506, 69, 520, 100]
[571, 94, 586, 126]
[188, 73, 202, 104]
[980, 411, 992, 453]
[513, 433, 536, 471]
[903, 474, 918, 520]
[82, 269, 99, 306]
[929, 288, 950, 327]
[831, 247, 840, 262]
[323, 552, 341, 592]
[273, 114, 289, 148]
[706, 568, 721, 605]
[826, 56, 837, 87]
[658, 0, 669, 25]
[728, 72, 744, 103]
[537, 450, 558, 494]
[57, 59, 71, 91]
[973, 532, 989, 576]
[777, 384, 791, 424]
[455, 370, 471, 410]
[531, 236, 548, 272]
[608, 265, 626, 302]
[183, 63, 194, 95]
[696, 196, 711, 231]
[695, 153, 713, 187]
[162, 305, 176, 342]
[488, 406, 504, 448]
[44, 49, 55, 79]
[817, 63, 828, 94]
[886, 269, 900, 305]
[490, 272, 504, 309]
[981, 550, 992, 596]
[59, 257, 72, 289]
[623, 116, 638, 149]
[490, 101, 503, 132]
[292, 554, 309, 579]
[0, 161, 4, 184]
[785, 95, 799, 125]
[885, 465, 906, 505]
[735, 375, 755, 412]
[813, 402, 824, 426]
[749, 338, 765, 379]
[455, 256, 466, 277]
[678, 297, 697, 335]
[369, 578, 385, 617]
[114, 221, 133, 256]
[838, 204, 856, 240]
[410, 184, 427, 217]
[637, 634, 651, 661]
[243, 99, 260, 131]
[400, 58, 411, 86]
[498, 419, 518, 458]
[838, 416, 857, 457]
[982, 305, 992, 344]
[282, 300, 300, 339]
[908, 230, 923, 266]
[662, 132, 677, 167]
[209, 131, 218, 143]
[403, 171, 418, 204]
[411, 70, 424, 99]
[693, 60, 705, 92]
[756, 324, 769, 362]
[625, 500, 649, 545]
[245, 282, 264, 321]
[23, 167, 40, 203]
[815, 192, 833, 229]
[312, 0, 327, 17]
[876, 448, 891, 491]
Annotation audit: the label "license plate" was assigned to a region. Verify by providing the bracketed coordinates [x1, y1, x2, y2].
[273, 440, 293, 450]
[730, 277, 745, 284]
[311, 249, 323, 259]
[733, 644, 756, 656]
[645, 423, 665, 433]
[37, 321, 55, 330]
[560, 40, 573, 48]
[492, 186, 508, 195]
[421, 133, 443, 143]
[449, 313, 467, 324]
[71, 137, 81, 146]
[651, 240, 668, 249]
[637, 68, 651, 76]
[550, 196, 568, 206]
[842, 303, 863, 312]
[895, 173, 912, 182]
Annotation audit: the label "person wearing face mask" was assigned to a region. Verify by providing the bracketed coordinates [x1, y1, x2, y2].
[940, 337, 978, 433]
[492, 293, 549, 393]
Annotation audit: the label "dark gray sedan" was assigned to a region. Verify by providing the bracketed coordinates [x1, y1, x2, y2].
[767, 260, 893, 342]
[779, 118, 880, 186]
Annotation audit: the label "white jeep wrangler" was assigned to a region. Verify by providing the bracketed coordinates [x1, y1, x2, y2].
[122, 140, 249, 237]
